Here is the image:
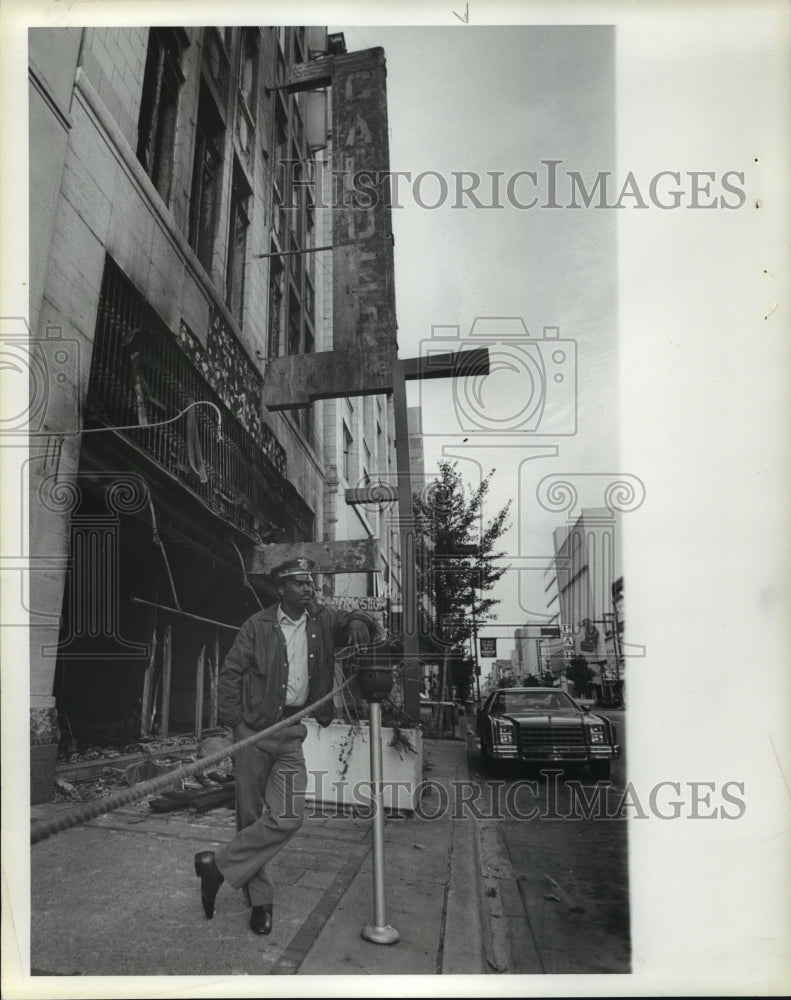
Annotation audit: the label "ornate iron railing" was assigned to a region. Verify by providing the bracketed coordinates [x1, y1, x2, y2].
[86, 257, 313, 542]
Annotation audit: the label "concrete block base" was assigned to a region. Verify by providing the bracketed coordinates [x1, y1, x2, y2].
[31, 742, 59, 804]
[303, 718, 422, 812]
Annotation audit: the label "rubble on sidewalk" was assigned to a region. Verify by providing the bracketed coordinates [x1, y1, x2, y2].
[51, 730, 235, 812]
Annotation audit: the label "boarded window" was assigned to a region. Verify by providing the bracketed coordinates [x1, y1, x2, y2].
[188, 84, 224, 272]
[342, 423, 353, 483]
[136, 28, 186, 202]
[267, 252, 283, 359]
[226, 161, 251, 325]
[239, 28, 259, 112]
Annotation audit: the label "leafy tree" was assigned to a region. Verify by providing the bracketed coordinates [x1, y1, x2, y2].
[565, 655, 595, 697]
[413, 460, 511, 676]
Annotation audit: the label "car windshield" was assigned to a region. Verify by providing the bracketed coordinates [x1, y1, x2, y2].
[490, 691, 576, 714]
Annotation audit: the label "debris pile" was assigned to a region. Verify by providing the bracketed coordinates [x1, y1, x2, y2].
[52, 731, 235, 813]
[57, 732, 198, 765]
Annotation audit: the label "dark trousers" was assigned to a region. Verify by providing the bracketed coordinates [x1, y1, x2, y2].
[214, 721, 307, 907]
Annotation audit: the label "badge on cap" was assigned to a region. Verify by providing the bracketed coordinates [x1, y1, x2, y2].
[274, 557, 316, 580]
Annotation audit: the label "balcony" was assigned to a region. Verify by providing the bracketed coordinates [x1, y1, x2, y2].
[86, 257, 313, 542]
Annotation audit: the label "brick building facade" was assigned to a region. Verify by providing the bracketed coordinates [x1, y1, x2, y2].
[27, 26, 399, 800]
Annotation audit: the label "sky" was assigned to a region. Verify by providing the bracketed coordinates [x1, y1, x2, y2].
[334, 25, 619, 659]
[1, 2, 789, 995]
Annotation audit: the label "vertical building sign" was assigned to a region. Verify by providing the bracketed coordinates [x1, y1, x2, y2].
[264, 48, 397, 408]
[331, 48, 397, 378]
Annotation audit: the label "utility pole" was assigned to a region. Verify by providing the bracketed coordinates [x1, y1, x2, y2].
[604, 609, 623, 706]
[391, 358, 421, 721]
[471, 582, 481, 704]
[580, 615, 622, 706]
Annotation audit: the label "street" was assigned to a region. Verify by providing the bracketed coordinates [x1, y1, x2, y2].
[467, 708, 630, 974]
[28, 719, 629, 978]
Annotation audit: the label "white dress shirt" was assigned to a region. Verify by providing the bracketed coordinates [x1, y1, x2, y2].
[277, 605, 309, 707]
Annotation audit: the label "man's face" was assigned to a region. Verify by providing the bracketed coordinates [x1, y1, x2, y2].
[279, 575, 315, 609]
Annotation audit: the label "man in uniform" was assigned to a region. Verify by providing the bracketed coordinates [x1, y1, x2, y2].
[193, 558, 374, 934]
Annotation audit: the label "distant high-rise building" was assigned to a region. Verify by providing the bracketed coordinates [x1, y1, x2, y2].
[550, 507, 624, 704]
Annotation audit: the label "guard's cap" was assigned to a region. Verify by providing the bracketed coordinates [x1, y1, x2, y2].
[273, 557, 316, 583]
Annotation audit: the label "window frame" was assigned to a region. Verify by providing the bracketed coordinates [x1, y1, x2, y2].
[136, 28, 187, 204]
[188, 81, 225, 274]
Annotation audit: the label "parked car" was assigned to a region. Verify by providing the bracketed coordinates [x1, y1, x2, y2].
[476, 687, 620, 779]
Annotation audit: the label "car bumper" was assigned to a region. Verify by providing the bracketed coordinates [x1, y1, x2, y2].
[489, 744, 621, 762]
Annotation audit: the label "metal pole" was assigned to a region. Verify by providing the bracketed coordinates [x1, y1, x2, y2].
[361, 699, 399, 945]
[210, 628, 220, 728]
[140, 629, 157, 737]
[161, 625, 172, 739]
[471, 584, 481, 703]
[195, 645, 206, 741]
[391, 358, 421, 720]
[131, 596, 239, 632]
[608, 609, 623, 706]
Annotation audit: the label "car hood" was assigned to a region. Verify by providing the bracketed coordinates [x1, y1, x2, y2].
[500, 709, 597, 724]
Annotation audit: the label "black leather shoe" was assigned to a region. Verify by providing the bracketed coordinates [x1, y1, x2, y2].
[249, 905, 273, 935]
[194, 851, 224, 919]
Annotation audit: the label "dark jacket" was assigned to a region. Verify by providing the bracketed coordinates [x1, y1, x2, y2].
[217, 601, 373, 731]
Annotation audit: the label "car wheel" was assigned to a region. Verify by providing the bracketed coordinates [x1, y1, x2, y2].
[589, 760, 611, 781]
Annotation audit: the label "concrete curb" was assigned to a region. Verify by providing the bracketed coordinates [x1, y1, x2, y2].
[439, 739, 487, 975]
[461, 724, 509, 974]
[462, 723, 542, 976]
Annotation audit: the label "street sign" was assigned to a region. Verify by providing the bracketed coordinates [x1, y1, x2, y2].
[540, 626, 561, 638]
[479, 637, 497, 658]
[324, 596, 388, 613]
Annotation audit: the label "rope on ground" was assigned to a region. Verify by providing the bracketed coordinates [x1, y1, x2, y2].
[31, 677, 355, 848]
[31, 647, 426, 847]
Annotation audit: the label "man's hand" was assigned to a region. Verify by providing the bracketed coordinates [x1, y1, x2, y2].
[347, 619, 370, 648]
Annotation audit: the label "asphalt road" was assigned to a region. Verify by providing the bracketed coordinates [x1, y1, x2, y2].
[468, 708, 630, 974]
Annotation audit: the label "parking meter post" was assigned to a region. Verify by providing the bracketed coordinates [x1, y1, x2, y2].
[357, 653, 399, 946]
[361, 697, 399, 945]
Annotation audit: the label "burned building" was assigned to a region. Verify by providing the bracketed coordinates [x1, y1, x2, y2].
[27, 26, 399, 800]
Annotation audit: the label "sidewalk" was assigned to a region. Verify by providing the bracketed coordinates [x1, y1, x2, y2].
[28, 736, 487, 982]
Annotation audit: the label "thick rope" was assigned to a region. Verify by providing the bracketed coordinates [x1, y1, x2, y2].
[31, 677, 355, 847]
